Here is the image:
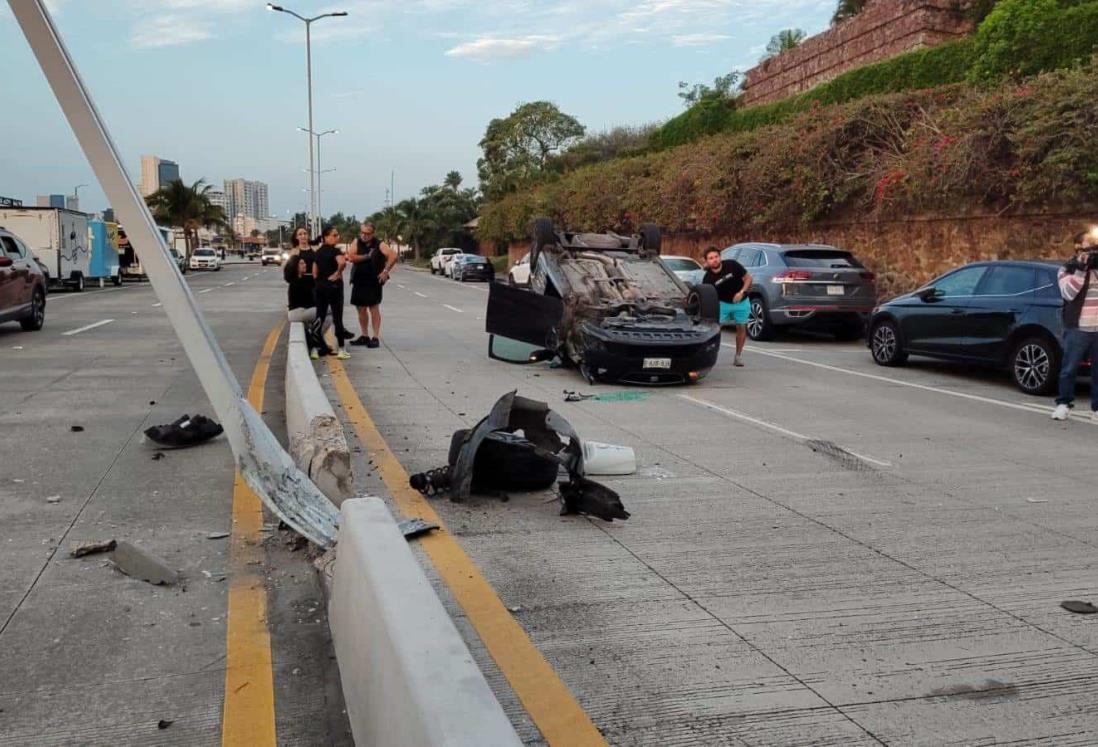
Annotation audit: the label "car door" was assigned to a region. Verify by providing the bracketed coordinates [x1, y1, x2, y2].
[901, 265, 987, 355]
[962, 265, 1038, 361]
[0, 236, 14, 315]
[485, 281, 564, 358]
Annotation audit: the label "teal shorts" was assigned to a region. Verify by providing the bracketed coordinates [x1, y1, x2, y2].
[719, 299, 751, 325]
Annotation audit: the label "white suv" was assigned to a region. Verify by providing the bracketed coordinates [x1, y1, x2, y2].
[430, 248, 462, 276]
[189, 247, 221, 271]
[508, 253, 531, 286]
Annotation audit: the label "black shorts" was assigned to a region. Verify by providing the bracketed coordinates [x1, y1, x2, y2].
[351, 282, 382, 308]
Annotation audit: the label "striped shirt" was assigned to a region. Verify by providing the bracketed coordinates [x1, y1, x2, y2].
[1058, 267, 1098, 331]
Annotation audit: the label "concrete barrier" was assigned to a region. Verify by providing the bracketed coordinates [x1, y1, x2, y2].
[285, 322, 353, 505]
[330, 498, 523, 747]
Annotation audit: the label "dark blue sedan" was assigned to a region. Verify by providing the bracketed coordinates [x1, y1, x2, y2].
[868, 260, 1089, 395]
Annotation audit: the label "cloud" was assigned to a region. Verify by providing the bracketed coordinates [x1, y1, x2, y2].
[672, 32, 732, 47]
[445, 35, 561, 62]
[131, 15, 211, 48]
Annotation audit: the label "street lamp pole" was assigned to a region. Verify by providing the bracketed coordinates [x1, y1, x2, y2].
[298, 127, 337, 227]
[72, 183, 86, 209]
[267, 4, 347, 236]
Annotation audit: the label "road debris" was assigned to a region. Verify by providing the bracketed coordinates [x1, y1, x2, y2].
[1061, 600, 1098, 614]
[409, 391, 631, 522]
[111, 541, 179, 586]
[70, 425, 84, 432]
[398, 518, 439, 540]
[157, 720, 173, 730]
[151, 452, 165, 461]
[143, 414, 223, 449]
[205, 532, 230, 540]
[69, 539, 117, 558]
[45, 495, 61, 504]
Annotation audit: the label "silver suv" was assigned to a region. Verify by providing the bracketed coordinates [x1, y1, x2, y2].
[722, 243, 877, 341]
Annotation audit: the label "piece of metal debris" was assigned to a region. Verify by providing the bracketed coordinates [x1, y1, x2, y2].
[144, 414, 223, 449]
[398, 518, 439, 540]
[70, 539, 117, 558]
[206, 532, 230, 540]
[111, 541, 179, 586]
[1061, 600, 1098, 614]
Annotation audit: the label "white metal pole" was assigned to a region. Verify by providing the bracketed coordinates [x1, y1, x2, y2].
[315, 132, 322, 227]
[305, 19, 317, 237]
[7, 0, 338, 547]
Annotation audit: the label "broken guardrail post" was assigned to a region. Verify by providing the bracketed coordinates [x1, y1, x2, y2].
[7, 0, 339, 548]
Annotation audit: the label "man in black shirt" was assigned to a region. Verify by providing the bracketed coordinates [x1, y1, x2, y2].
[702, 246, 753, 367]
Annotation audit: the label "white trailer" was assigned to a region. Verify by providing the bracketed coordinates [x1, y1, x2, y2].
[0, 207, 91, 291]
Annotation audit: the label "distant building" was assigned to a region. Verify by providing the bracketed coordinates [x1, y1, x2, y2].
[102, 208, 116, 223]
[36, 194, 67, 209]
[224, 178, 269, 222]
[207, 189, 230, 219]
[140, 155, 182, 196]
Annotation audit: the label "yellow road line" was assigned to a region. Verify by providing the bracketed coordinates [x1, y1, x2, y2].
[222, 321, 283, 747]
[326, 356, 607, 747]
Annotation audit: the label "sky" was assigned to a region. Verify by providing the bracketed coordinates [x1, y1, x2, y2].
[0, 0, 836, 220]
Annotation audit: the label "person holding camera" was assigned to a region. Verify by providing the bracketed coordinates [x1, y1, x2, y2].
[1051, 229, 1098, 421]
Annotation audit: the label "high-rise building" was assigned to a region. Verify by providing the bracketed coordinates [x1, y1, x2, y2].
[224, 179, 269, 222]
[140, 155, 182, 196]
[207, 189, 230, 219]
[36, 194, 68, 209]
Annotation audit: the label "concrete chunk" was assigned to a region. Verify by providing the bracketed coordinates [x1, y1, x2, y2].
[111, 541, 179, 586]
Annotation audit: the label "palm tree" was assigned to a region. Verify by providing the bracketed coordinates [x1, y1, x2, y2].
[395, 197, 437, 260]
[444, 171, 463, 191]
[145, 178, 227, 272]
[832, 0, 868, 24]
[763, 28, 807, 60]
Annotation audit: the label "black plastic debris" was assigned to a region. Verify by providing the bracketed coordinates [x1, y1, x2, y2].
[1061, 600, 1098, 614]
[158, 720, 174, 730]
[408, 391, 630, 522]
[144, 414, 223, 449]
[70, 425, 85, 433]
[398, 518, 439, 540]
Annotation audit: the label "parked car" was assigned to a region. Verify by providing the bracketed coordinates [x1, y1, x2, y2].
[722, 243, 877, 341]
[0, 227, 47, 331]
[868, 260, 1088, 395]
[508, 253, 531, 286]
[452, 254, 494, 282]
[189, 247, 221, 271]
[430, 247, 462, 276]
[486, 218, 722, 385]
[662, 255, 704, 285]
[260, 247, 282, 266]
[443, 253, 467, 278]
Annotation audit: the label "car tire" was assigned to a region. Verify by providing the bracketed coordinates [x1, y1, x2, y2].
[20, 289, 45, 331]
[112, 273, 122, 287]
[870, 319, 907, 366]
[72, 273, 85, 293]
[1010, 335, 1059, 396]
[746, 295, 775, 341]
[686, 283, 720, 322]
[639, 223, 661, 255]
[508, 273, 516, 287]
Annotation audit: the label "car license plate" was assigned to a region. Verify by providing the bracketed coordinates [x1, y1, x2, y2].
[643, 358, 671, 369]
[827, 285, 845, 296]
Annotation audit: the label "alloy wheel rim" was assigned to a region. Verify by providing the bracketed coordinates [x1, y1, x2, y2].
[748, 302, 764, 337]
[1015, 343, 1049, 391]
[872, 325, 896, 362]
[34, 295, 43, 324]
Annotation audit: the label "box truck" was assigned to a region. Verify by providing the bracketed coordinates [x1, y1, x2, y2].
[119, 225, 183, 279]
[88, 220, 122, 286]
[0, 207, 91, 291]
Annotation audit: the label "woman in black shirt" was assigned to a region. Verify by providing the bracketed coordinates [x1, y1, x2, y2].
[285, 255, 330, 359]
[312, 225, 352, 360]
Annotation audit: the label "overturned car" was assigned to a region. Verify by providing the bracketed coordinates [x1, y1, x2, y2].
[486, 219, 722, 385]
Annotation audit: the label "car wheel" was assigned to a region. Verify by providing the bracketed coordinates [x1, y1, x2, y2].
[639, 223, 661, 255]
[870, 319, 907, 366]
[1011, 336, 1059, 396]
[746, 296, 775, 341]
[73, 273, 85, 293]
[686, 283, 720, 322]
[20, 289, 45, 331]
[112, 273, 122, 286]
[508, 273, 516, 287]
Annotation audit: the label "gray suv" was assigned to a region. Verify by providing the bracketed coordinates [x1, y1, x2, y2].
[722, 243, 877, 340]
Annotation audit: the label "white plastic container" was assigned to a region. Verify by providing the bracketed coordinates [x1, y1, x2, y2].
[582, 441, 637, 476]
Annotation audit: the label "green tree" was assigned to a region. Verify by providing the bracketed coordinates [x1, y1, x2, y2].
[677, 71, 741, 108]
[477, 101, 585, 200]
[832, 0, 868, 24]
[393, 197, 436, 259]
[444, 171, 463, 190]
[145, 178, 227, 272]
[763, 28, 807, 60]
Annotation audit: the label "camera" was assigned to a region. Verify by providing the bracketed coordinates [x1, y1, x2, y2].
[1066, 249, 1098, 273]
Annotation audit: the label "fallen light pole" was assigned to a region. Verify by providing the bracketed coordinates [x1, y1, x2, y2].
[7, 0, 339, 547]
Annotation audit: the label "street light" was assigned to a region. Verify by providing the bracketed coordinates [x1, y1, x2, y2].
[72, 183, 87, 209]
[266, 3, 347, 236]
[298, 127, 337, 225]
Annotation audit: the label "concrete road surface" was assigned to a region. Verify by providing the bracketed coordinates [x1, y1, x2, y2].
[327, 267, 1098, 746]
[0, 264, 350, 746]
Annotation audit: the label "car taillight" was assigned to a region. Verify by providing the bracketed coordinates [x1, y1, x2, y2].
[860, 272, 876, 281]
[772, 270, 811, 282]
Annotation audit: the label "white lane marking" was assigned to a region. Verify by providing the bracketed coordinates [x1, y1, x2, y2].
[224, 282, 235, 287]
[735, 344, 1068, 419]
[443, 304, 463, 313]
[197, 288, 213, 294]
[679, 394, 893, 468]
[397, 284, 406, 289]
[414, 292, 428, 298]
[62, 319, 114, 336]
[152, 302, 162, 307]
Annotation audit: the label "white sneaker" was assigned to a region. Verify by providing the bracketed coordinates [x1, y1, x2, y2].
[336, 349, 351, 361]
[1051, 404, 1070, 421]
